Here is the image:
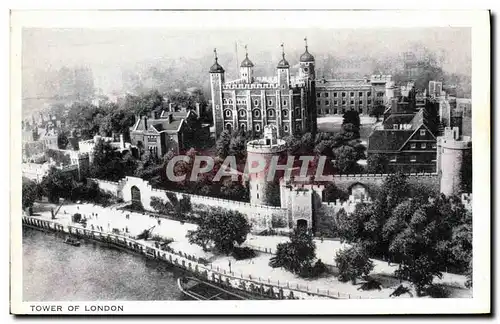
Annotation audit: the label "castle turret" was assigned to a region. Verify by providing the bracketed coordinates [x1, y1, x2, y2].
[437, 127, 472, 196]
[277, 43, 290, 89]
[246, 125, 287, 206]
[209, 48, 225, 137]
[240, 45, 254, 84]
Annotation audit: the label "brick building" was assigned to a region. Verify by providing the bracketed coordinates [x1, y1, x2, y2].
[368, 108, 438, 173]
[129, 108, 209, 158]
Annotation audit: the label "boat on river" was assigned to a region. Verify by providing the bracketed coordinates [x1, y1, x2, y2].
[64, 237, 81, 246]
[177, 276, 248, 300]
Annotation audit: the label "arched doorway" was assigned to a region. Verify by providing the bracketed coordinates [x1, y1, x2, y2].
[131, 186, 141, 207]
[296, 219, 308, 229]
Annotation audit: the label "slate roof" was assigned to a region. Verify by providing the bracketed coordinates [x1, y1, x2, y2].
[132, 110, 192, 134]
[369, 109, 432, 152]
[368, 130, 414, 152]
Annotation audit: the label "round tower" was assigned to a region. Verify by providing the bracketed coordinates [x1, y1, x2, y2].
[246, 125, 287, 206]
[437, 127, 472, 196]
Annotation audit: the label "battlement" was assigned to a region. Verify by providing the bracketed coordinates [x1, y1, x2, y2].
[322, 195, 372, 209]
[370, 75, 392, 83]
[222, 83, 279, 90]
[246, 139, 287, 154]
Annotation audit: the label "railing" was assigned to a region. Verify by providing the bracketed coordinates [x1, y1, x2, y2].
[22, 215, 365, 300]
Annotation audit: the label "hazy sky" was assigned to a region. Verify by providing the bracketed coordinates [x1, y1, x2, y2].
[22, 27, 471, 94]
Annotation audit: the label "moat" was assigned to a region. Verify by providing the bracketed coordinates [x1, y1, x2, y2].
[22, 227, 185, 301]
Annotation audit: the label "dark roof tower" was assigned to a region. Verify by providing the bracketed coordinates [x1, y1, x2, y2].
[277, 43, 290, 68]
[209, 48, 225, 73]
[240, 45, 255, 67]
[299, 37, 315, 62]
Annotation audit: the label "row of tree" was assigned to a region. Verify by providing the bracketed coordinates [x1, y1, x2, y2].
[334, 173, 472, 295]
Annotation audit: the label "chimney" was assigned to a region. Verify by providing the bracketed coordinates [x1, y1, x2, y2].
[169, 103, 174, 112]
[168, 113, 173, 124]
[143, 116, 148, 130]
[120, 134, 125, 149]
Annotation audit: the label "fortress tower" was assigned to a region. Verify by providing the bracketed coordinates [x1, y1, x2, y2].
[246, 125, 287, 206]
[437, 127, 472, 196]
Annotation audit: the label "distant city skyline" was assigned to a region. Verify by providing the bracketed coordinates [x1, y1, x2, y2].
[22, 27, 471, 96]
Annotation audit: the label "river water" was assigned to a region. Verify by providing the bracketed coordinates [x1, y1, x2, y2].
[22, 227, 185, 301]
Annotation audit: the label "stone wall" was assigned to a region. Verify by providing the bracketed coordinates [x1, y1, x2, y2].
[90, 177, 288, 232]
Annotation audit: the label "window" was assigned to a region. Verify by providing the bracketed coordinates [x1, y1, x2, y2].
[253, 110, 260, 118]
[283, 100, 287, 106]
[410, 155, 417, 162]
[390, 155, 397, 162]
[420, 129, 426, 136]
[367, 92, 371, 97]
[256, 193, 259, 199]
[325, 100, 329, 105]
[215, 104, 220, 109]
[432, 143, 437, 149]
[268, 110, 274, 117]
[325, 109, 330, 114]
[268, 100, 273, 105]
[316, 93, 321, 98]
[282, 110, 288, 117]
[317, 100, 321, 106]
[359, 92, 363, 97]
[225, 110, 231, 117]
[284, 125, 289, 132]
[350, 92, 354, 97]
[342, 92, 346, 97]
[350, 100, 354, 105]
[393, 124, 399, 130]
[342, 100, 346, 105]
[410, 143, 416, 149]
[367, 99, 372, 104]
[334, 100, 338, 105]
[359, 100, 363, 105]
[255, 124, 261, 131]
[421, 143, 427, 149]
[377, 92, 384, 97]
[239, 110, 246, 117]
[324, 92, 329, 98]
[334, 92, 338, 97]
[254, 99, 259, 106]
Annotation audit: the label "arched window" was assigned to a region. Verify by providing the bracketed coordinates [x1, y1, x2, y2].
[267, 109, 275, 117]
[282, 109, 288, 118]
[253, 110, 261, 118]
[239, 110, 247, 118]
[240, 123, 246, 131]
[224, 110, 232, 118]
[284, 125, 289, 132]
[254, 99, 259, 106]
[225, 123, 232, 131]
[283, 100, 287, 106]
[255, 124, 261, 131]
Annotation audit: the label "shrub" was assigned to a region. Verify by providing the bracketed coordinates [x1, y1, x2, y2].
[335, 245, 374, 284]
[231, 247, 256, 260]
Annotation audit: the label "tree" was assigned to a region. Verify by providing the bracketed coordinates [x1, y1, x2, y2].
[57, 132, 69, 150]
[216, 130, 232, 159]
[342, 110, 360, 129]
[369, 103, 385, 122]
[333, 145, 359, 173]
[366, 154, 389, 174]
[335, 245, 374, 284]
[22, 177, 39, 210]
[269, 228, 316, 275]
[121, 90, 166, 116]
[186, 207, 251, 254]
[39, 167, 77, 203]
